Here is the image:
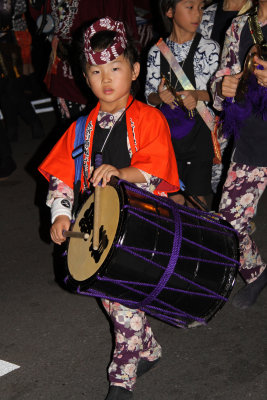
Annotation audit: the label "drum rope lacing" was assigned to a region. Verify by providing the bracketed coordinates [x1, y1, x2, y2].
[68, 180, 240, 327]
[124, 204, 236, 237]
[122, 208, 238, 264]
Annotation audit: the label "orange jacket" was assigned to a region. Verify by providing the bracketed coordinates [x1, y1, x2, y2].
[39, 96, 180, 195]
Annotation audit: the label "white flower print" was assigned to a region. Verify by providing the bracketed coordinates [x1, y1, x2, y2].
[128, 335, 142, 351]
[236, 169, 246, 178]
[239, 192, 254, 207]
[130, 315, 143, 331]
[123, 363, 136, 377]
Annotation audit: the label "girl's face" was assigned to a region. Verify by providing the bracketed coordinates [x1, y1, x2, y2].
[167, 0, 205, 38]
[84, 54, 140, 113]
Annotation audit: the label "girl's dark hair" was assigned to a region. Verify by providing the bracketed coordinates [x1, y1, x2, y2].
[79, 28, 139, 73]
[159, 0, 181, 35]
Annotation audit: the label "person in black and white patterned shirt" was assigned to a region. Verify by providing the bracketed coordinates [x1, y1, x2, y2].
[145, 0, 220, 208]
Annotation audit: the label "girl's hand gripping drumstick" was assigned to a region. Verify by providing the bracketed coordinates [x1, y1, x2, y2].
[93, 152, 103, 250]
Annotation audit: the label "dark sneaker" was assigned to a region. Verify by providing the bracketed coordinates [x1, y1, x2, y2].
[232, 268, 267, 309]
[105, 386, 133, 399]
[136, 357, 161, 378]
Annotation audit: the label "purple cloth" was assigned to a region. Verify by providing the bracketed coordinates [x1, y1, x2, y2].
[222, 73, 267, 139]
[160, 103, 195, 139]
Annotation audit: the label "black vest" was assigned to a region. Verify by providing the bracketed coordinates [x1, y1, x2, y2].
[160, 34, 213, 161]
[92, 114, 131, 169]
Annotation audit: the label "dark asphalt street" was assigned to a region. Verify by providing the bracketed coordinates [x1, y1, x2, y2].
[0, 111, 266, 400]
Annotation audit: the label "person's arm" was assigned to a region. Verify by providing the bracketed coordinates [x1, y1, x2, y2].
[91, 165, 146, 188]
[148, 77, 177, 108]
[176, 89, 210, 110]
[221, 72, 243, 97]
[47, 176, 74, 244]
[210, 19, 242, 110]
[50, 215, 71, 245]
[195, 90, 210, 102]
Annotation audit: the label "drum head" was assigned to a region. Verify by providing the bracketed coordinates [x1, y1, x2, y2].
[67, 185, 120, 282]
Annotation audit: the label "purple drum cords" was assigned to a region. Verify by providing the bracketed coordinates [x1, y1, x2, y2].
[64, 180, 240, 328]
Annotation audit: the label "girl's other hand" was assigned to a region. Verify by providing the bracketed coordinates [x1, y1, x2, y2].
[222, 72, 243, 98]
[50, 215, 71, 245]
[91, 164, 120, 187]
[158, 78, 176, 108]
[176, 90, 198, 110]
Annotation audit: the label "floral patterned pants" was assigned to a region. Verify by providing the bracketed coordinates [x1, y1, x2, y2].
[102, 299, 162, 391]
[219, 162, 267, 283]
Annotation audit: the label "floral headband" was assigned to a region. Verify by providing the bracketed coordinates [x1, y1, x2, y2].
[84, 17, 127, 65]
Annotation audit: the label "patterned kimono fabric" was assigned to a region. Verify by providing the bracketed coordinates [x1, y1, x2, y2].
[93, 116, 162, 391]
[219, 15, 267, 284]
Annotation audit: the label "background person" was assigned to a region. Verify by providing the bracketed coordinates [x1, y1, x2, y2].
[29, 0, 139, 125]
[210, 2, 267, 309]
[145, 0, 220, 207]
[199, 0, 253, 200]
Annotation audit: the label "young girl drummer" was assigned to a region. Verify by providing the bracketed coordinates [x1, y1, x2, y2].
[38, 17, 179, 400]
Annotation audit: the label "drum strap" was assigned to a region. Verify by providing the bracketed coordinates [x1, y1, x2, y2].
[72, 114, 88, 214]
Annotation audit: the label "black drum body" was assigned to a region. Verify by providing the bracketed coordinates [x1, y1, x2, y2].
[63, 179, 239, 328]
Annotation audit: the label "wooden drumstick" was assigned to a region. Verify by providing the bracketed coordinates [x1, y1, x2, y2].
[93, 185, 102, 250]
[93, 152, 103, 250]
[63, 230, 89, 240]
